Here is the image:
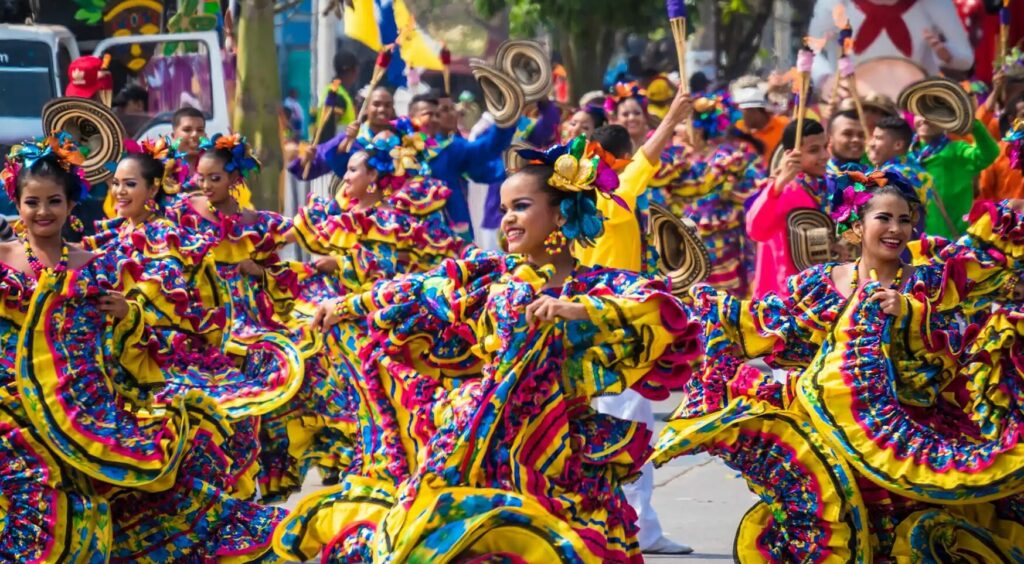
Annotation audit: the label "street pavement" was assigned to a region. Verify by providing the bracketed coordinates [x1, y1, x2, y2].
[279, 392, 751, 563]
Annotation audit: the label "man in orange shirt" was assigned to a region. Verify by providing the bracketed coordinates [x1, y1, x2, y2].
[735, 87, 790, 161]
[979, 94, 1024, 201]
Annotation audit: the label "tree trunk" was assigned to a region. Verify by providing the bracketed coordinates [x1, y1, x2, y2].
[718, 0, 775, 80]
[561, 24, 614, 106]
[234, 0, 283, 211]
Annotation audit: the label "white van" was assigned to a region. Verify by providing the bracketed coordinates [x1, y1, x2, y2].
[0, 24, 79, 146]
[0, 25, 229, 144]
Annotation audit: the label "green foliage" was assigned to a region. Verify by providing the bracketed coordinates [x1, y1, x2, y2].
[73, 0, 106, 25]
[164, 0, 221, 55]
[721, 0, 750, 25]
[472, 0, 674, 37]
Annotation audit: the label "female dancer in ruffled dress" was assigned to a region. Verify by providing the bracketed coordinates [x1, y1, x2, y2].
[278, 120, 469, 491]
[0, 134, 284, 562]
[85, 138, 307, 499]
[659, 95, 766, 296]
[278, 136, 702, 562]
[164, 133, 323, 501]
[654, 169, 1024, 561]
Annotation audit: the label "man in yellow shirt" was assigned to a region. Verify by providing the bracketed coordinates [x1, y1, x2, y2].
[577, 86, 693, 272]
[580, 85, 695, 556]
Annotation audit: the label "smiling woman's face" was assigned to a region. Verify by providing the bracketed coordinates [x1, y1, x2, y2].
[18, 175, 71, 239]
[499, 170, 562, 257]
[616, 98, 648, 139]
[853, 192, 914, 262]
[110, 158, 158, 221]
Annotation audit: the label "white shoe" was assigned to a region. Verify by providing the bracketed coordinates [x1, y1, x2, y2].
[642, 536, 694, 554]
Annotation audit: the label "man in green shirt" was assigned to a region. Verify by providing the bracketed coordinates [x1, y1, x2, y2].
[911, 116, 999, 238]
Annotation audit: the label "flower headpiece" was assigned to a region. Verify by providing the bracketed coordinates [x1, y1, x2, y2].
[390, 116, 435, 177]
[829, 170, 919, 234]
[604, 81, 648, 115]
[198, 133, 262, 177]
[1000, 46, 1024, 79]
[692, 92, 737, 140]
[1, 133, 90, 203]
[516, 135, 627, 247]
[120, 137, 189, 195]
[352, 116, 436, 192]
[1006, 118, 1024, 172]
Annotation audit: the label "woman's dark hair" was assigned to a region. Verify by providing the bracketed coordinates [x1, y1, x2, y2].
[198, 148, 239, 176]
[781, 119, 825, 151]
[583, 106, 608, 129]
[119, 153, 168, 206]
[505, 163, 598, 244]
[863, 183, 922, 216]
[15, 156, 83, 203]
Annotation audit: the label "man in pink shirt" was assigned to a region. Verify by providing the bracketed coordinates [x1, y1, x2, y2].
[747, 119, 831, 297]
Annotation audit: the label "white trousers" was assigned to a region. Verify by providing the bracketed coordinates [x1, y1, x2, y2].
[594, 389, 664, 549]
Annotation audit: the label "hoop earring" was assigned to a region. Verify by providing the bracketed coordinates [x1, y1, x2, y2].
[544, 229, 568, 255]
[144, 198, 158, 213]
[69, 215, 84, 233]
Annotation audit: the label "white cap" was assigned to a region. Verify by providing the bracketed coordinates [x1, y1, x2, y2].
[733, 86, 768, 109]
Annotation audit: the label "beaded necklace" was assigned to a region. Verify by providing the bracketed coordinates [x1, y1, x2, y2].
[22, 237, 69, 277]
[851, 259, 904, 291]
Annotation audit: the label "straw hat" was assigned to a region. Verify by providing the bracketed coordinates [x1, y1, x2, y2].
[649, 203, 711, 296]
[469, 60, 526, 128]
[503, 140, 534, 174]
[787, 208, 837, 272]
[839, 92, 900, 118]
[769, 144, 786, 175]
[494, 40, 552, 104]
[897, 77, 973, 136]
[41, 97, 125, 185]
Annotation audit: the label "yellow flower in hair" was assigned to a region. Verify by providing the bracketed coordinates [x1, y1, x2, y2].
[549, 153, 597, 193]
[390, 132, 428, 176]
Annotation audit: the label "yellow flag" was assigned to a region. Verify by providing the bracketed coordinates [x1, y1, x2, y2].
[344, 0, 443, 71]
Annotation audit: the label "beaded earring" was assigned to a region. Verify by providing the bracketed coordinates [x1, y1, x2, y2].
[544, 229, 568, 255]
[144, 199, 158, 213]
[367, 181, 378, 194]
[69, 215, 84, 233]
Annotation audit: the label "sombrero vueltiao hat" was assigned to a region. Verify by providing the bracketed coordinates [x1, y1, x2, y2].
[897, 77, 973, 136]
[470, 60, 526, 128]
[494, 40, 552, 104]
[504, 141, 535, 174]
[787, 208, 837, 272]
[769, 144, 786, 175]
[649, 203, 711, 296]
[42, 97, 125, 185]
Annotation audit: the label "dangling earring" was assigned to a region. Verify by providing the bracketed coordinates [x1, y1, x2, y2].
[69, 215, 84, 233]
[367, 181, 378, 194]
[544, 229, 568, 255]
[230, 181, 241, 200]
[144, 198, 158, 213]
[842, 230, 862, 245]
